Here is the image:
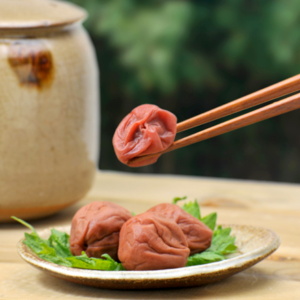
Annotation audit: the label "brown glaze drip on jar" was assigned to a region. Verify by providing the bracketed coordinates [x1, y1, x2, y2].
[8, 40, 53, 88]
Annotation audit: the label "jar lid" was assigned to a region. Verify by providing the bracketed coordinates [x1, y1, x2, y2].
[0, 0, 86, 30]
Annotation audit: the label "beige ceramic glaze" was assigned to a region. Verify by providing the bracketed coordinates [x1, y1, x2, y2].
[17, 224, 280, 290]
[0, 0, 86, 31]
[0, 0, 99, 222]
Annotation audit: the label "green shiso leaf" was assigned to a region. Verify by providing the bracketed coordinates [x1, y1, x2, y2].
[48, 229, 73, 258]
[12, 216, 123, 271]
[182, 200, 201, 220]
[172, 196, 187, 204]
[201, 212, 217, 231]
[186, 225, 237, 266]
[65, 252, 123, 270]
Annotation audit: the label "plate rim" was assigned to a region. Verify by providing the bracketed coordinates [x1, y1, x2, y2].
[17, 224, 281, 281]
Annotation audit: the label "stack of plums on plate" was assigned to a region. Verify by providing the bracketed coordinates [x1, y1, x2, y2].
[69, 201, 213, 271]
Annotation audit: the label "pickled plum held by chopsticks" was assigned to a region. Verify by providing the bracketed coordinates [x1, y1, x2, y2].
[113, 104, 177, 167]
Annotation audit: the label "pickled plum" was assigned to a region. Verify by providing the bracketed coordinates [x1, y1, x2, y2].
[69, 201, 132, 260]
[148, 203, 213, 254]
[118, 212, 190, 270]
[113, 104, 177, 167]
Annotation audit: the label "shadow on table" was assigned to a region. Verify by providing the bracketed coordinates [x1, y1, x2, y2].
[37, 269, 270, 299]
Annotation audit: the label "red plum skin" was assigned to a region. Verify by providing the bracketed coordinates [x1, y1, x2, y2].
[113, 104, 177, 167]
[69, 201, 132, 260]
[118, 212, 190, 271]
[148, 203, 213, 255]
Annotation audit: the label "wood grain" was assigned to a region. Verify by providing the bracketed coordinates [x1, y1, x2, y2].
[1, 171, 300, 299]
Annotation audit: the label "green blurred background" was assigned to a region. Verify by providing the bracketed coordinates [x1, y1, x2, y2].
[69, 0, 300, 182]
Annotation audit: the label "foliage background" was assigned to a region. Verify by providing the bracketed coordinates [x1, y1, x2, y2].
[68, 0, 300, 182]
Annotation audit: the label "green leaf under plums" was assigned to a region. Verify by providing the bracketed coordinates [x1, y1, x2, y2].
[182, 200, 201, 219]
[48, 229, 72, 258]
[210, 225, 237, 255]
[13, 217, 124, 271]
[201, 212, 217, 231]
[186, 251, 225, 266]
[39, 254, 72, 267]
[172, 196, 187, 204]
[66, 252, 124, 271]
[186, 225, 237, 266]
[176, 198, 216, 230]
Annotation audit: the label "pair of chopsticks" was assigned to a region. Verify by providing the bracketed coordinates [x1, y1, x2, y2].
[128, 74, 300, 166]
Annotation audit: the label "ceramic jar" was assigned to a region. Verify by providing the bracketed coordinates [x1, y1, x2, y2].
[0, 0, 99, 221]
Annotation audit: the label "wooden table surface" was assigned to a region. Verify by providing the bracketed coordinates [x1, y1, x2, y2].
[1, 171, 300, 299]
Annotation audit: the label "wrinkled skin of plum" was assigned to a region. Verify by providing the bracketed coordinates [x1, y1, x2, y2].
[113, 104, 177, 167]
[118, 212, 190, 271]
[69, 201, 132, 260]
[148, 203, 213, 255]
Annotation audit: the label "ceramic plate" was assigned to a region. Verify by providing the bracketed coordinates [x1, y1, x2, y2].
[17, 224, 280, 289]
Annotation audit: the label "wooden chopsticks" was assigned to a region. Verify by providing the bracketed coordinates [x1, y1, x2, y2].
[128, 75, 300, 166]
[177, 74, 300, 133]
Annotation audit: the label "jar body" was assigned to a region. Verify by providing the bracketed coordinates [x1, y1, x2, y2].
[0, 25, 99, 221]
